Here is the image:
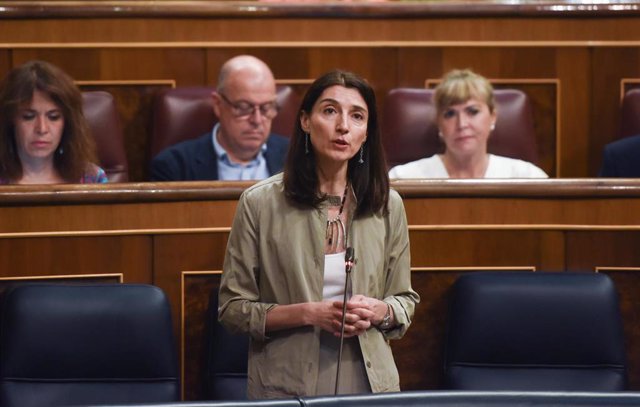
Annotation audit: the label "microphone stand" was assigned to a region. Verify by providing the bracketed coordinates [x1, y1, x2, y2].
[335, 247, 355, 395]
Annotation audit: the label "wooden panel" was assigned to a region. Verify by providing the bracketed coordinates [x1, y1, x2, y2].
[0, 235, 151, 282]
[11, 48, 104, 80]
[555, 48, 590, 177]
[12, 48, 206, 84]
[182, 272, 221, 400]
[524, 82, 558, 176]
[565, 231, 640, 270]
[0, 200, 237, 233]
[7, 15, 640, 43]
[152, 231, 229, 397]
[394, 269, 452, 390]
[566, 232, 640, 390]
[403, 196, 640, 226]
[440, 47, 559, 78]
[0, 50, 10, 79]
[396, 48, 444, 87]
[410, 230, 564, 269]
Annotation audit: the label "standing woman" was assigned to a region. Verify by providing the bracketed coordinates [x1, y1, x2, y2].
[219, 70, 419, 399]
[0, 60, 107, 184]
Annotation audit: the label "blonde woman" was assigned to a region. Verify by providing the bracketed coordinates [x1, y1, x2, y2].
[389, 69, 547, 179]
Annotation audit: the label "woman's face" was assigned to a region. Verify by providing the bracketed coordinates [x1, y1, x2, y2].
[438, 97, 496, 159]
[14, 90, 65, 162]
[300, 85, 368, 168]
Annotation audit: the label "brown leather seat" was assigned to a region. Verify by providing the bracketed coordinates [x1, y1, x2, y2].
[619, 88, 640, 139]
[382, 88, 539, 168]
[150, 86, 301, 160]
[81, 91, 129, 182]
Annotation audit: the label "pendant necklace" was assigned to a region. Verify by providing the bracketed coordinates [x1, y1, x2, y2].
[326, 183, 349, 252]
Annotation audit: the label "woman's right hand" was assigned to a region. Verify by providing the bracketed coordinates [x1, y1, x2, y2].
[306, 301, 345, 334]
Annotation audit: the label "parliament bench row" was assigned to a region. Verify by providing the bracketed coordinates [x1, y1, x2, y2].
[0, 273, 628, 406]
[85, 87, 640, 182]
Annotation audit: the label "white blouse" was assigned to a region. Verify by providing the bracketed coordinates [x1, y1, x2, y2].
[323, 251, 347, 301]
[389, 154, 548, 179]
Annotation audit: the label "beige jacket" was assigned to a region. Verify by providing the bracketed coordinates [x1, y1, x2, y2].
[218, 174, 419, 399]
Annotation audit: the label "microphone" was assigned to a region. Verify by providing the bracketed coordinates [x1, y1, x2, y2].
[335, 247, 355, 395]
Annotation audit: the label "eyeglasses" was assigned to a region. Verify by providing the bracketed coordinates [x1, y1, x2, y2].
[218, 93, 279, 119]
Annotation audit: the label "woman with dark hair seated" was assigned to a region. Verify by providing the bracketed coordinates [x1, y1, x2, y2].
[0, 60, 107, 184]
[219, 70, 419, 399]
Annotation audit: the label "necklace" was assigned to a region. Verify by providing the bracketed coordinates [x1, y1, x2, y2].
[326, 183, 349, 251]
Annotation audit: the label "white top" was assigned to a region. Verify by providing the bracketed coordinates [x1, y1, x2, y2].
[389, 154, 548, 179]
[323, 251, 347, 301]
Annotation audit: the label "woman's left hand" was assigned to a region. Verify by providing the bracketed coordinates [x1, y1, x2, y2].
[331, 294, 388, 337]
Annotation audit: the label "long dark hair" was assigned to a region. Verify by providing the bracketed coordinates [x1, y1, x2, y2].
[0, 60, 97, 182]
[283, 70, 389, 217]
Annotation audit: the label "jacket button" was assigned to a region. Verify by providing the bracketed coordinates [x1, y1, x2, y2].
[366, 361, 372, 368]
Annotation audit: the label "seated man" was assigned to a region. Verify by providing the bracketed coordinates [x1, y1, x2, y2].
[150, 55, 289, 181]
[599, 134, 640, 177]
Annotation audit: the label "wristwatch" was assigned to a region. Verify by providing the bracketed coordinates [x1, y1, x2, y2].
[378, 303, 393, 330]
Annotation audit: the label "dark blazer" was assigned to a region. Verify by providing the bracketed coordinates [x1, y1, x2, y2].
[599, 134, 640, 177]
[149, 132, 289, 181]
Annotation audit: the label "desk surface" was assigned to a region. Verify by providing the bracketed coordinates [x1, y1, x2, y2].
[2, 1, 640, 19]
[2, 178, 640, 205]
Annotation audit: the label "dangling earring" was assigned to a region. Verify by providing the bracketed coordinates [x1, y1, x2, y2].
[438, 131, 444, 139]
[305, 133, 310, 155]
[57, 146, 64, 155]
[490, 123, 496, 131]
[358, 145, 364, 164]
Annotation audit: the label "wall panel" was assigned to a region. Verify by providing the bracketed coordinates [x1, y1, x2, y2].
[152, 231, 229, 398]
[0, 50, 11, 78]
[566, 231, 640, 389]
[3, 15, 640, 44]
[182, 272, 221, 400]
[12, 48, 206, 84]
[410, 230, 564, 269]
[551, 48, 589, 176]
[565, 231, 640, 270]
[0, 235, 152, 282]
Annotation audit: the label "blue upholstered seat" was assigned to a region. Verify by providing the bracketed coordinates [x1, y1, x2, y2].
[443, 272, 627, 391]
[0, 284, 179, 407]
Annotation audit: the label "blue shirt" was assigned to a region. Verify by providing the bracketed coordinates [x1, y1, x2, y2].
[211, 123, 270, 181]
